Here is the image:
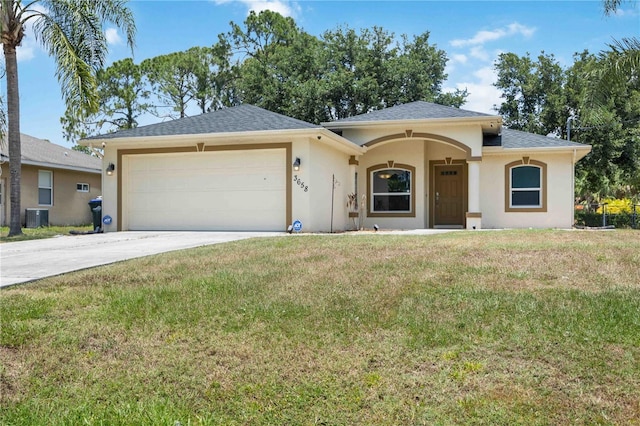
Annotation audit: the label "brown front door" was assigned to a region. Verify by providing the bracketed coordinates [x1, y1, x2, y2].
[434, 165, 464, 226]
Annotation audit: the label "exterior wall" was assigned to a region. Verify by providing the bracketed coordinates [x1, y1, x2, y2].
[306, 138, 352, 232]
[342, 123, 484, 157]
[0, 163, 101, 226]
[480, 152, 575, 229]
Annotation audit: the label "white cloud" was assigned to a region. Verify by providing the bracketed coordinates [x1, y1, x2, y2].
[449, 54, 468, 65]
[445, 66, 502, 115]
[105, 28, 123, 46]
[450, 22, 536, 47]
[214, 0, 297, 17]
[612, 7, 639, 17]
[469, 46, 490, 62]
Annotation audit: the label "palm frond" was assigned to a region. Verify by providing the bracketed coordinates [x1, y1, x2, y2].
[582, 36, 639, 112]
[27, 0, 136, 115]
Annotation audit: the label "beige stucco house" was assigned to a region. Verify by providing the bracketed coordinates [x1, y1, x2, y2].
[0, 134, 102, 227]
[81, 102, 591, 232]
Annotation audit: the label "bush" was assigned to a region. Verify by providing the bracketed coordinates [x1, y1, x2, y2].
[575, 209, 639, 228]
[596, 198, 634, 214]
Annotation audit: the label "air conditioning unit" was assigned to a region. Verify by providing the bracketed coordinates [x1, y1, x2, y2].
[25, 209, 49, 228]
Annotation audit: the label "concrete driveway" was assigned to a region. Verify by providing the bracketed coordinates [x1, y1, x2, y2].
[0, 231, 281, 288]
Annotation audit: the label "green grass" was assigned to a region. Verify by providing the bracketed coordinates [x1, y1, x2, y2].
[0, 225, 93, 242]
[1, 230, 639, 425]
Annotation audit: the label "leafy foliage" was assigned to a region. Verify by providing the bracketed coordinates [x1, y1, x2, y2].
[61, 58, 153, 143]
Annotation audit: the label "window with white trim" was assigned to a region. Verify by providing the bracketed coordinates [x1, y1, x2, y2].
[510, 166, 541, 207]
[77, 183, 90, 192]
[505, 159, 547, 212]
[371, 168, 412, 213]
[38, 170, 53, 206]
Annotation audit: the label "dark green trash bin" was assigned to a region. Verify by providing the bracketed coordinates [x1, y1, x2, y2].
[88, 198, 102, 232]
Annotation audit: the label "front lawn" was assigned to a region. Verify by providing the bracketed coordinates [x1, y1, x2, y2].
[1, 230, 639, 425]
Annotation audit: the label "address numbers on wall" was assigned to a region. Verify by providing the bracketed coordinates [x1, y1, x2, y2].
[293, 175, 309, 192]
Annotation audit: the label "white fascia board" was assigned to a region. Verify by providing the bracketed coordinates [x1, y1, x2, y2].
[81, 128, 323, 146]
[483, 145, 592, 161]
[21, 160, 101, 174]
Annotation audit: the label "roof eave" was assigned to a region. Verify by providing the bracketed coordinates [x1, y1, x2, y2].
[80, 127, 365, 155]
[317, 129, 366, 156]
[80, 127, 324, 146]
[21, 160, 101, 174]
[483, 145, 592, 161]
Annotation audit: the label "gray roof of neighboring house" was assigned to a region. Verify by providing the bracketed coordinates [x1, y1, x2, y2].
[325, 101, 494, 125]
[85, 104, 322, 140]
[500, 128, 591, 149]
[1, 133, 101, 172]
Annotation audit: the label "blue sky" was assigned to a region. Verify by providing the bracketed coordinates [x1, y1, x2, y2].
[8, 0, 640, 148]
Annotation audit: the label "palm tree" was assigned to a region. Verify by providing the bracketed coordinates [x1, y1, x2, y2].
[1, 0, 135, 236]
[599, 0, 639, 86]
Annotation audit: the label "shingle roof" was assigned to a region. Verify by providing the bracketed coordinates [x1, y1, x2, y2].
[501, 128, 590, 149]
[85, 104, 322, 140]
[326, 101, 493, 125]
[1, 134, 101, 172]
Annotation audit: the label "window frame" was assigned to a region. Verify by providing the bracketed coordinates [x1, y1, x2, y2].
[504, 159, 547, 212]
[366, 163, 416, 218]
[38, 170, 53, 206]
[76, 183, 90, 193]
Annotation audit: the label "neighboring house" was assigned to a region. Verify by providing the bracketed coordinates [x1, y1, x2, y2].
[81, 102, 591, 232]
[0, 134, 102, 227]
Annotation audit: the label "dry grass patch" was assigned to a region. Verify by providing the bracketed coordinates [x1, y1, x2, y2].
[1, 229, 639, 425]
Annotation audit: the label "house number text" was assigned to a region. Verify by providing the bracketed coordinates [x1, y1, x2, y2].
[293, 175, 309, 192]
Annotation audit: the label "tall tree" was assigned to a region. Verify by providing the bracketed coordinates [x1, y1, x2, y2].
[226, 12, 464, 124]
[61, 57, 153, 144]
[141, 51, 196, 119]
[569, 50, 640, 199]
[494, 52, 566, 135]
[187, 43, 237, 114]
[388, 32, 466, 108]
[1, 0, 135, 236]
[227, 10, 326, 121]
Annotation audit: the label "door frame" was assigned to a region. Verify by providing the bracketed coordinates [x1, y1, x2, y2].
[428, 160, 467, 228]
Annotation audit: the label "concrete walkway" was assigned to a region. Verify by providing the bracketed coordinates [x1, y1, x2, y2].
[0, 231, 280, 288]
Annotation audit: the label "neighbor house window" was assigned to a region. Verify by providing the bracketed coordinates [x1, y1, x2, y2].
[38, 170, 53, 206]
[505, 159, 547, 212]
[367, 164, 415, 217]
[77, 183, 90, 192]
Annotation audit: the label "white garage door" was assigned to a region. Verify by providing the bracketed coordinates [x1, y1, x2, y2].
[124, 149, 286, 231]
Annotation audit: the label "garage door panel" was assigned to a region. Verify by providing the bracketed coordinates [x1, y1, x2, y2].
[125, 149, 286, 231]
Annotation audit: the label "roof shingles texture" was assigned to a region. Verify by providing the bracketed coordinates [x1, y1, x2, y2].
[327, 101, 493, 124]
[1, 134, 101, 170]
[86, 104, 322, 140]
[501, 128, 590, 149]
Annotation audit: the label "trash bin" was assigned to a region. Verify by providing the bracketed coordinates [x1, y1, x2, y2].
[88, 198, 102, 232]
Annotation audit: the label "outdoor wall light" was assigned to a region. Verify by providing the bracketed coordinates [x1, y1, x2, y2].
[106, 163, 115, 176]
[293, 157, 301, 171]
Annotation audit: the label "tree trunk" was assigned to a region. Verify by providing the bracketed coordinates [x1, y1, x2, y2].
[4, 42, 23, 236]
